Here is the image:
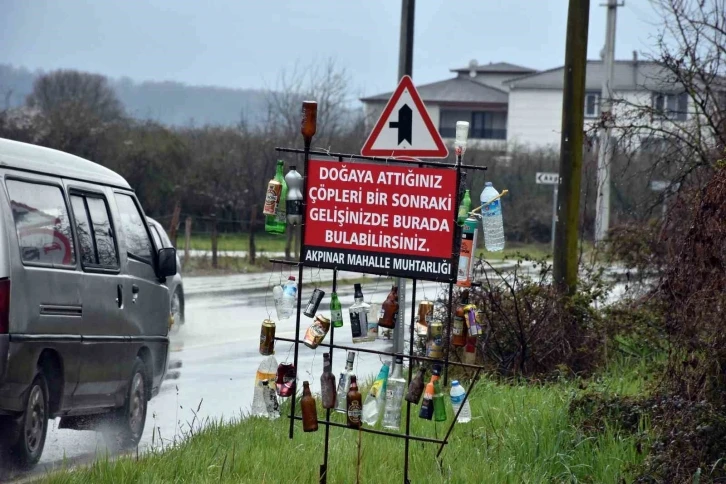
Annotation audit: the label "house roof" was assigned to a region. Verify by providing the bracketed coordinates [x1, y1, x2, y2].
[360, 76, 508, 104]
[506, 60, 681, 91]
[0, 137, 131, 189]
[450, 61, 536, 74]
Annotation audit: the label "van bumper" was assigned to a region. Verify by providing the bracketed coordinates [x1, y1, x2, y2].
[0, 335, 23, 414]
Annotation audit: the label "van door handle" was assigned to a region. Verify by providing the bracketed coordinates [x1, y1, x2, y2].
[116, 284, 123, 308]
[132, 284, 139, 304]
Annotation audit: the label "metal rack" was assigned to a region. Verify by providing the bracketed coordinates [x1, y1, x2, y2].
[270, 137, 488, 483]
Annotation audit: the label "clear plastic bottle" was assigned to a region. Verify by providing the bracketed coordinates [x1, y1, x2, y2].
[273, 285, 285, 320]
[362, 361, 390, 426]
[382, 355, 406, 430]
[280, 276, 297, 319]
[252, 355, 278, 417]
[285, 166, 304, 226]
[449, 380, 472, 423]
[480, 182, 505, 251]
[262, 379, 280, 419]
[335, 351, 356, 413]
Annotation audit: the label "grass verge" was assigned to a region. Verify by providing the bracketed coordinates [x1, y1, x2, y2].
[39, 356, 650, 483]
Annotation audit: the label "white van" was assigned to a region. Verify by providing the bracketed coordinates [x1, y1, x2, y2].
[0, 138, 176, 469]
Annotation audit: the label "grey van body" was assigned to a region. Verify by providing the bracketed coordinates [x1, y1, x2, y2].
[0, 138, 175, 467]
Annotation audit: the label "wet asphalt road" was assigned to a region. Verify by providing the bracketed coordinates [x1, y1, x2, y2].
[2, 281, 438, 482]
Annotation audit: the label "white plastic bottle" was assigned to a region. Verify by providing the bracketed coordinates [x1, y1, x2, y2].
[252, 355, 278, 417]
[280, 276, 298, 319]
[480, 182, 505, 251]
[273, 284, 285, 320]
[449, 380, 472, 423]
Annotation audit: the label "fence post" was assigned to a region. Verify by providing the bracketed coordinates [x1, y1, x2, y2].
[211, 213, 218, 269]
[168, 201, 182, 248]
[184, 216, 192, 267]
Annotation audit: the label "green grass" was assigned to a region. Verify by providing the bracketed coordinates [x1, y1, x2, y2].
[40, 357, 650, 484]
[189, 233, 288, 253]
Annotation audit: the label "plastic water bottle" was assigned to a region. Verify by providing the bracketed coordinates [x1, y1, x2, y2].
[280, 276, 297, 319]
[273, 285, 285, 320]
[449, 380, 471, 423]
[252, 355, 278, 417]
[480, 182, 505, 251]
[362, 362, 390, 426]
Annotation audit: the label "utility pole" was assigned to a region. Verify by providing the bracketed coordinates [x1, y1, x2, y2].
[553, 0, 591, 293]
[594, 0, 621, 244]
[393, 0, 415, 357]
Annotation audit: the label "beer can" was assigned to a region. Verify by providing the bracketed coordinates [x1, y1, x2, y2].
[259, 319, 276, 355]
[418, 300, 434, 326]
[427, 321, 444, 359]
[263, 179, 282, 216]
[276, 363, 296, 397]
[304, 315, 330, 349]
[303, 288, 325, 318]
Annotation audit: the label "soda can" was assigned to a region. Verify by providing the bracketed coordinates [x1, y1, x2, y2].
[427, 321, 444, 359]
[259, 319, 276, 355]
[303, 288, 325, 318]
[263, 179, 282, 216]
[276, 363, 296, 397]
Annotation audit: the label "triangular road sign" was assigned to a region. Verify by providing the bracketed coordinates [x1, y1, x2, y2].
[361, 75, 449, 159]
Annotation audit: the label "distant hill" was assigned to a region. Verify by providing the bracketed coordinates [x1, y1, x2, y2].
[0, 64, 269, 127]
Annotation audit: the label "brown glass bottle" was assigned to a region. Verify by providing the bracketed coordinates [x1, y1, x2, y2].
[378, 285, 399, 329]
[346, 375, 363, 428]
[320, 353, 336, 409]
[405, 366, 427, 404]
[301, 381, 318, 432]
[452, 290, 469, 347]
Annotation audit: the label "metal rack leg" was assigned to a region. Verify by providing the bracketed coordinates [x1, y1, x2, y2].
[289, 263, 305, 439]
[403, 279, 417, 484]
[443, 283, 454, 386]
[320, 269, 337, 484]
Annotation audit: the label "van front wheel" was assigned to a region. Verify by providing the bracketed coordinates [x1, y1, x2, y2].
[105, 358, 148, 450]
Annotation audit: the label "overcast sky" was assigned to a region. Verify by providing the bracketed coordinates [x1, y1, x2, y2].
[1, 0, 662, 97]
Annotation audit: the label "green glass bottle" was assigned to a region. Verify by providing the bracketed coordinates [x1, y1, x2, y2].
[432, 372, 447, 422]
[330, 292, 343, 328]
[265, 160, 287, 234]
[457, 189, 471, 225]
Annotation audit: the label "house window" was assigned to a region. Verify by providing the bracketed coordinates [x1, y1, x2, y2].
[653, 92, 688, 121]
[439, 110, 507, 140]
[584, 92, 600, 118]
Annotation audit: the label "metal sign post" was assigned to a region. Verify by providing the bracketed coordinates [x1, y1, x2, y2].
[536, 172, 560, 252]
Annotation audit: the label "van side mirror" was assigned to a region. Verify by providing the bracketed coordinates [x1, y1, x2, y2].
[157, 247, 177, 279]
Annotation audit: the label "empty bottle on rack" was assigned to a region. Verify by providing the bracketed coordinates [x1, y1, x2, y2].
[362, 361, 390, 426]
[330, 292, 344, 328]
[418, 381, 434, 420]
[320, 353, 336, 409]
[347, 375, 363, 428]
[349, 284, 371, 343]
[252, 355, 278, 417]
[265, 160, 288, 234]
[273, 284, 285, 320]
[457, 189, 471, 225]
[335, 351, 356, 413]
[378, 286, 399, 329]
[285, 166, 304, 226]
[279, 276, 298, 319]
[452, 290, 469, 347]
[301, 381, 318, 432]
[480, 181, 505, 251]
[449, 380, 472, 423]
[382, 355, 406, 430]
[463, 337, 477, 366]
[405, 366, 427, 404]
[432, 369, 447, 422]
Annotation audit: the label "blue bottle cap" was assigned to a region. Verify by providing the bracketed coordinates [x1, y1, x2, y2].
[452, 380, 460, 386]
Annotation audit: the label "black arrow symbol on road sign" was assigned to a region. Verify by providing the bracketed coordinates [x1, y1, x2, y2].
[389, 104, 412, 145]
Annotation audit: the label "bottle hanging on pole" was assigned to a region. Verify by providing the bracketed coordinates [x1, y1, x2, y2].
[456, 215, 479, 287]
[285, 166, 304, 226]
[265, 160, 287, 234]
[301, 381, 319, 432]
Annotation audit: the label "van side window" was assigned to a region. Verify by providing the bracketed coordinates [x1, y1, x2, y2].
[6, 179, 76, 267]
[70, 194, 119, 269]
[149, 225, 163, 249]
[114, 193, 153, 263]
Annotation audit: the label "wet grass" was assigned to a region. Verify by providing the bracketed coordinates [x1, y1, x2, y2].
[39, 356, 651, 484]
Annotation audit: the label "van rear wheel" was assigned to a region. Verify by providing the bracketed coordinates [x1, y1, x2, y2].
[3, 372, 49, 469]
[105, 357, 148, 450]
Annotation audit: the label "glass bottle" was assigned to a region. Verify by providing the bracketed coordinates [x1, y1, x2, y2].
[335, 351, 356, 413]
[285, 166, 304, 226]
[378, 286, 399, 329]
[405, 366, 426, 404]
[330, 292, 344, 328]
[348, 284, 371, 343]
[347, 375, 363, 428]
[301, 381, 318, 432]
[432, 370, 447, 422]
[452, 290, 469, 347]
[463, 337, 477, 365]
[382, 355, 406, 430]
[265, 160, 287, 234]
[457, 189, 471, 225]
[320, 353, 336, 409]
[418, 382, 434, 420]
[362, 362, 390, 426]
